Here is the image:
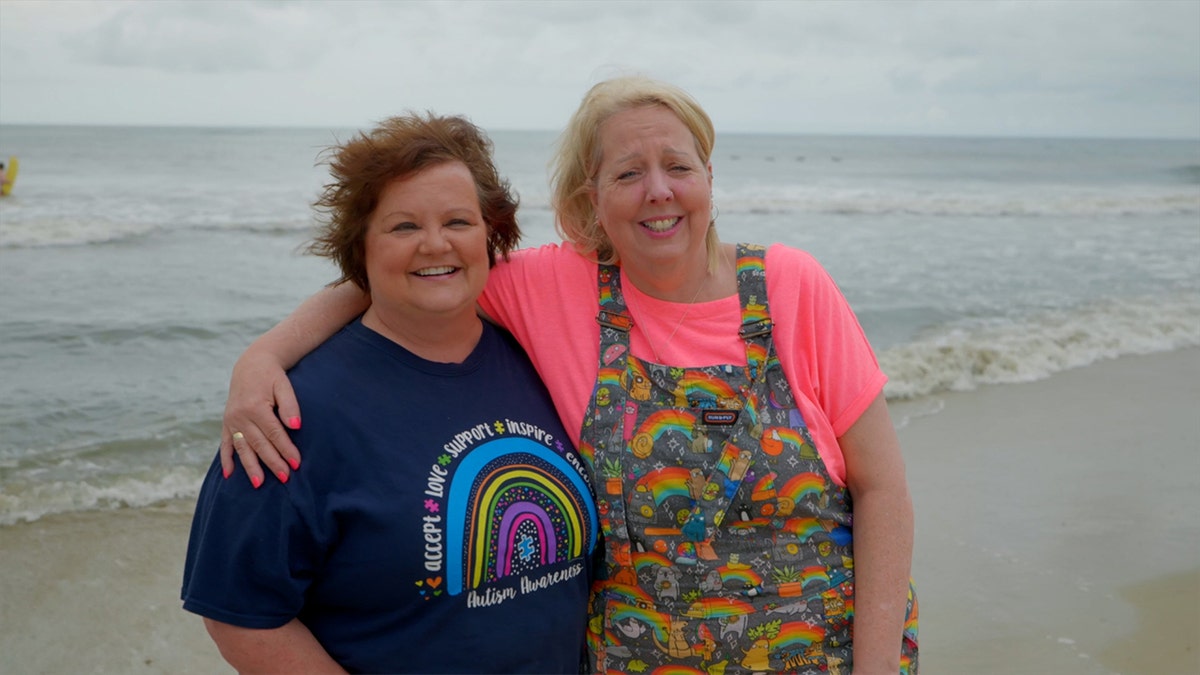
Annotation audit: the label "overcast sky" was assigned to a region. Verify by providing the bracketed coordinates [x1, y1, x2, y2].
[1, 0, 1198, 138]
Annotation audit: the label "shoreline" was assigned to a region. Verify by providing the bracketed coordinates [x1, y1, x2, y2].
[1, 348, 1197, 674]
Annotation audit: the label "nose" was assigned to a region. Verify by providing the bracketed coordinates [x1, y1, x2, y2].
[645, 168, 673, 203]
[418, 226, 452, 253]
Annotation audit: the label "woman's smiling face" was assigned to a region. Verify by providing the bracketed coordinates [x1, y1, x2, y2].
[363, 161, 489, 324]
[590, 104, 713, 278]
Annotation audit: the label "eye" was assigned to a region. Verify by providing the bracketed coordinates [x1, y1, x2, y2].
[616, 169, 640, 181]
[388, 221, 419, 233]
[446, 218, 475, 229]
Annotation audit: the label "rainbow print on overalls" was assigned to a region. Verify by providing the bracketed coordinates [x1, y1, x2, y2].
[582, 244, 917, 674]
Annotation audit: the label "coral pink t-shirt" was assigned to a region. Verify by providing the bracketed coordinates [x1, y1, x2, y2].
[478, 243, 885, 487]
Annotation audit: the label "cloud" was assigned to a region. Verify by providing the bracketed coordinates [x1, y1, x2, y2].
[0, 0, 1196, 137]
[65, 1, 329, 73]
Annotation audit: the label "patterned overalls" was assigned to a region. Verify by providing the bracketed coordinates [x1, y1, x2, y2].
[582, 244, 917, 674]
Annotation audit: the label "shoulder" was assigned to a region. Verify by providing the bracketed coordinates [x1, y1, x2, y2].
[481, 322, 531, 361]
[759, 242, 861, 331]
[759, 243, 839, 297]
[481, 243, 599, 322]
[286, 322, 380, 399]
[496, 242, 595, 278]
[764, 242, 824, 271]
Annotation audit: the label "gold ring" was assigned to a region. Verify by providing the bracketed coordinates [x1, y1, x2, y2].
[232, 431, 245, 441]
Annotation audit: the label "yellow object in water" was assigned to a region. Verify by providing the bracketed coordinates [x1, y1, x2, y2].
[1, 156, 18, 196]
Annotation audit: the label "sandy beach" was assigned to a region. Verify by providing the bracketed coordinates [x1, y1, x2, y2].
[1, 349, 1197, 674]
[895, 347, 1200, 674]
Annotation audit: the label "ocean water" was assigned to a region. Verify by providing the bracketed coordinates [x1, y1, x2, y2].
[1, 124, 1197, 526]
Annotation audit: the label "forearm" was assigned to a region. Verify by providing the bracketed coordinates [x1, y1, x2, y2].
[848, 483, 914, 674]
[205, 617, 347, 674]
[243, 282, 369, 370]
[837, 394, 914, 673]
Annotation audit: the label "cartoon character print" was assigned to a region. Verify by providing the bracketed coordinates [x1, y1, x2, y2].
[584, 246, 917, 673]
[654, 566, 683, 601]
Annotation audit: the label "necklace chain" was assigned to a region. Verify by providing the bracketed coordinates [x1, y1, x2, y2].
[636, 275, 708, 363]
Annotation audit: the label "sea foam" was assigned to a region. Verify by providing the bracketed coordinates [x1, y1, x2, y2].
[880, 293, 1200, 399]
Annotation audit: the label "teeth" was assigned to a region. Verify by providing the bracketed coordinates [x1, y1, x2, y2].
[415, 266, 455, 276]
[643, 218, 677, 232]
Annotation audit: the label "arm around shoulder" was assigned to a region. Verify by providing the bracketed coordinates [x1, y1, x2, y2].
[221, 282, 370, 485]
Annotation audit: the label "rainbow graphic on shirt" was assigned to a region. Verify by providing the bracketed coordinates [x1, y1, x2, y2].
[768, 427, 809, 455]
[736, 251, 766, 277]
[635, 466, 693, 506]
[777, 472, 825, 504]
[718, 566, 764, 587]
[633, 409, 698, 444]
[773, 621, 825, 650]
[632, 550, 673, 571]
[608, 601, 671, 642]
[780, 517, 830, 541]
[676, 372, 740, 407]
[599, 285, 615, 306]
[624, 355, 652, 384]
[800, 565, 831, 590]
[596, 368, 623, 391]
[601, 582, 657, 609]
[750, 472, 777, 499]
[745, 341, 769, 372]
[681, 596, 755, 618]
[445, 437, 598, 595]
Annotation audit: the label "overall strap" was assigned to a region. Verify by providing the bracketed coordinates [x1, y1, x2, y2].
[595, 263, 634, 335]
[591, 263, 632, 540]
[735, 243, 774, 381]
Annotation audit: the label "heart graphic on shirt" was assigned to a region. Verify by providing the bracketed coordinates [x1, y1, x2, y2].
[427, 577, 443, 588]
[414, 580, 424, 587]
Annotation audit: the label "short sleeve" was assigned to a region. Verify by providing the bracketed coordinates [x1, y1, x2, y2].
[181, 456, 322, 629]
[766, 244, 887, 483]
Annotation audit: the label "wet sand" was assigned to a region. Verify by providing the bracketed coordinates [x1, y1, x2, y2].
[895, 348, 1200, 674]
[1, 349, 1197, 673]
[0, 500, 225, 673]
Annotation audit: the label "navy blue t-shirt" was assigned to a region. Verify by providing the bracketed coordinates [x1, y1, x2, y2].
[182, 319, 598, 673]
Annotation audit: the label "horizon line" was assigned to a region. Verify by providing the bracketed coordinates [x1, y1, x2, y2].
[1, 120, 1197, 143]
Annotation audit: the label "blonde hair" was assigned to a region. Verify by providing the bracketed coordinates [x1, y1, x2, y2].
[550, 76, 722, 272]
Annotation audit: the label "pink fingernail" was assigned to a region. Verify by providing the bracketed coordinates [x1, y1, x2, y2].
[277, 470, 289, 484]
[223, 467, 231, 479]
[287, 417, 302, 430]
[288, 458, 300, 471]
[251, 475, 264, 489]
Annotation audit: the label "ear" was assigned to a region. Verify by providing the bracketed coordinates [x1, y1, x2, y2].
[706, 162, 714, 188]
[588, 185, 602, 226]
